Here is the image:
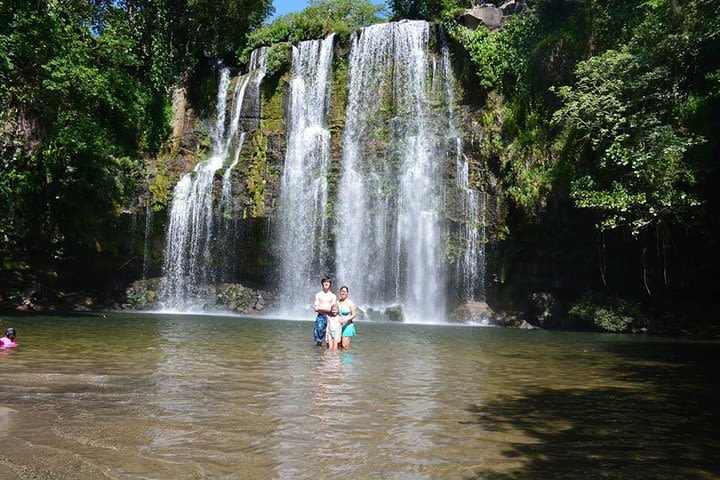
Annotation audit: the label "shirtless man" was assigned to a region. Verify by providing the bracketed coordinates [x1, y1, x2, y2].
[313, 276, 337, 346]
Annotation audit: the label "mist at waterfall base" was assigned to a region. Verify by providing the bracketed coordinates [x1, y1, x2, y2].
[158, 22, 485, 323]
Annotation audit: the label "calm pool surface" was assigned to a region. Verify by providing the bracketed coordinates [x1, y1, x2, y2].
[0, 312, 718, 479]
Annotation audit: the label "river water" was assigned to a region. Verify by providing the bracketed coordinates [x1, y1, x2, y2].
[0, 312, 717, 479]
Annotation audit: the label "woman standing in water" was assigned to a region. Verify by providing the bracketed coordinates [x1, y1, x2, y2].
[338, 286, 357, 349]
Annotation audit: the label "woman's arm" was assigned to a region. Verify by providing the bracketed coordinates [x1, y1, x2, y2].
[348, 301, 357, 322]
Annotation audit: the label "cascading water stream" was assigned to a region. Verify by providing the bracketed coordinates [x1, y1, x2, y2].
[455, 154, 486, 301]
[142, 200, 153, 280]
[160, 50, 268, 310]
[160, 67, 230, 310]
[158, 26, 483, 317]
[220, 48, 268, 214]
[275, 35, 335, 314]
[439, 30, 486, 302]
[335, 21, 448, 323]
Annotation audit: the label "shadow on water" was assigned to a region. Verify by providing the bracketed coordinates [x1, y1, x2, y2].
[464, 339, 720, 480]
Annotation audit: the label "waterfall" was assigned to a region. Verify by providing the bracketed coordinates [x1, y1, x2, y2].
[220, 47, 268, 213]
[160, 49, 268, 310]
[275, 35, 335, 314]
[335, 21, 449, 323]
[455, 153, 486, 301]
[439, 30, 486, 302]
[142, 199, 153, 280]
[218, 48, 268, 282]
[156, 25, 484, 316]
[160, 67, 229, 310]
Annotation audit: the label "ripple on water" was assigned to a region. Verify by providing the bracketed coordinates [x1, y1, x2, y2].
[0, 313, 718, 479]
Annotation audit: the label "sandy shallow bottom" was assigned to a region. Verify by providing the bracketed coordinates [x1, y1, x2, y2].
[0, 312, 718, 479]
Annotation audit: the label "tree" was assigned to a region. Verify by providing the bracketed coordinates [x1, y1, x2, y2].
[553, 0, 719, 235]
[0, 0, 274, 265]
[242, 0, 387, 60]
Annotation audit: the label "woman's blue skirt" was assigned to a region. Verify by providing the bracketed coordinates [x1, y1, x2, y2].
[341, 322, 356, 337]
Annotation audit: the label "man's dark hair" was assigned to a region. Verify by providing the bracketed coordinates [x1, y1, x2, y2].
[321, 276, 332, 285]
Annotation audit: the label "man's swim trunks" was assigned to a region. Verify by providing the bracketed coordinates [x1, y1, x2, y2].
[314, 314, 328, 343]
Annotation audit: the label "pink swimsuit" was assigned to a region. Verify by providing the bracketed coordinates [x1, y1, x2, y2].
[0, 337, 17, 348]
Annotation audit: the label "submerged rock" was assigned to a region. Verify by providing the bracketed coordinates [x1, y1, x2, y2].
[384, 305, 404, 322]
[358, 305, 404, 322]
[124, 277, 163, 309]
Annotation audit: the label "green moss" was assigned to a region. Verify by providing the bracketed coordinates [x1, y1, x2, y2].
[145, 128, 210, 212]
[244, 131, 276, 218]
[260, 73, 288, 132]
[330, 55, 349, 130]
[326, 55, 349, 226]
[465, 91, 557, 220]
[147, 161, 175, 210]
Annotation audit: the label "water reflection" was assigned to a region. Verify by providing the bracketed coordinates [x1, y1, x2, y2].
[0, 313, 717, 479]
[269, 346, 355, 479]
[149, 314, 279, 476]
[385, 331, 440, 476]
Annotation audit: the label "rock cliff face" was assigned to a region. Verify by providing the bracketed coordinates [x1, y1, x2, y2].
[135, 26, 510, 316]
[122, 20, 664, 326]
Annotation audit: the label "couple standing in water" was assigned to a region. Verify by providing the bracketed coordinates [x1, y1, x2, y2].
[313, 277, 357, 350]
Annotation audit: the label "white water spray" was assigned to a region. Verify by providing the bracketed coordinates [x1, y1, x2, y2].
[335, 21, 448, 323]
[275, 35, 335, 314]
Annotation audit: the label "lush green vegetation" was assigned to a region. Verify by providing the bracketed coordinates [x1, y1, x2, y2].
[554, 0, 718, 235]
[241, 0, 388, 62]
[442, 0, 720, 239]
[0, 0, 270, 266]
[389, 0, 469, 21]
[569, 291, 642, 333]
[2, 0, 719, 329]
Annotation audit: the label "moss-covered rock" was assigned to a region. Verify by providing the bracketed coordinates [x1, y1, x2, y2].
[260, 71, 289, 133]
[124, 277, 163, 309]
[123, 277, 275, 314]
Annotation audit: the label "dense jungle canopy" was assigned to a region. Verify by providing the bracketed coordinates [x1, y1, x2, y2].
[1, 0, 719, 332]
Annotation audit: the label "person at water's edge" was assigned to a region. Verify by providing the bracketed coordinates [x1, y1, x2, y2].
[313, 276, 337, 347]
